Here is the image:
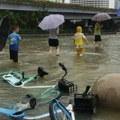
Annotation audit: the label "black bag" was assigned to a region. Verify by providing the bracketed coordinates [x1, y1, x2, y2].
[74, 86, 99, 114]
[58, 79, 77, 92]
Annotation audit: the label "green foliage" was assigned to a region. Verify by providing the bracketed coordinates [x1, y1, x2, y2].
[0, 10, 48, 33]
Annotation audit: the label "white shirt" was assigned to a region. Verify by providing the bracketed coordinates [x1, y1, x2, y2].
[48, 28, 59, 39]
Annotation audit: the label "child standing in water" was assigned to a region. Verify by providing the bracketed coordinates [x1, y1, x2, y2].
[8, 25, 21, 62]
[74, 26, 89, 56]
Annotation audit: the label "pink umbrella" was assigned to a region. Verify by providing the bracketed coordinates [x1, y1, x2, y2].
[92, 13, 112, 21]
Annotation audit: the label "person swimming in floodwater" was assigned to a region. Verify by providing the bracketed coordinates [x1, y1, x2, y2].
[74, 26, 89, 56]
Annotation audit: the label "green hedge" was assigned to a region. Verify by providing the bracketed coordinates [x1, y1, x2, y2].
[0, 10, 48, 34]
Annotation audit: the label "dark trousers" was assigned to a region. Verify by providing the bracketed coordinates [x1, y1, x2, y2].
[10, 49, 18, 62]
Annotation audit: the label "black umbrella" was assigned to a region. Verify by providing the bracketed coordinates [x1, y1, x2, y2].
[0, 16, 10, 51]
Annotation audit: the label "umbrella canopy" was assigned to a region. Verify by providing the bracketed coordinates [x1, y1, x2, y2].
[92, 13, 112, 21]
[38, 14, 64, 30]
[0, 16, 10, 51]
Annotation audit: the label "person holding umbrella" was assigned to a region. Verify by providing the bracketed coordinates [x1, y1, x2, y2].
[92, 13, 111, 47]
[94, 22, 103, 47]
[38, 14, 64, 56]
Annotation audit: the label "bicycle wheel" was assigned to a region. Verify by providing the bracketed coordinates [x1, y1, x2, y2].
[49, 100, 72, 120]
[37, 88, 62, 104]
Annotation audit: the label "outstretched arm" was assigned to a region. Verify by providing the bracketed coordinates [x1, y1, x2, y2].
[82, 34, 89, 45]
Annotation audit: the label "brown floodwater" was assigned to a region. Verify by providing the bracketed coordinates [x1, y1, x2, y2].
[0, 34, 120, 120]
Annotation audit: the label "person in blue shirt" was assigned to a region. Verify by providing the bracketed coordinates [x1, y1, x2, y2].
[8, 25, 21, 62]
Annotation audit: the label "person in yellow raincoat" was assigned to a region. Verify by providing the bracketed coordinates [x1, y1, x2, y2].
[74, 26, 89, 56]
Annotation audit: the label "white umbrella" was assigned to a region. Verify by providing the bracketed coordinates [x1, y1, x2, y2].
[38, 14, 65, 30]
[92, 13, 112, 21]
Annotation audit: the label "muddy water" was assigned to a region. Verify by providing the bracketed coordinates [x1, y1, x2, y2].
[0, 34, 120, 120]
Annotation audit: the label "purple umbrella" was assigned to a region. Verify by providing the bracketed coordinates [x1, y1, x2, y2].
[92, 13, 112, 21]
[38, 14, 64, 30]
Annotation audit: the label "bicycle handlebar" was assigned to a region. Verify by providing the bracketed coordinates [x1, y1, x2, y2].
[59, 63, 67, 72]
[59, 63, 68, 80]
[82, 85, 91, 97]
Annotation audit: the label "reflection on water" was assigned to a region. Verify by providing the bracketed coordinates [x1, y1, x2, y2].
[1, 35, 120, 119]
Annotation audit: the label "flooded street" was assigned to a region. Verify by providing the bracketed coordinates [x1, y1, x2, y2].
[0, 34, 120, 120]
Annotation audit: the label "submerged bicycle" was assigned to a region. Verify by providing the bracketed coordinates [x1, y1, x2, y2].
[48, 63, 76, 120]
[49, 99, 75, 120]
[0, 67, 48, 87]
[0, 94, 38, 120]
[0, 96, 75, 120]
[0, 67, 61, 105]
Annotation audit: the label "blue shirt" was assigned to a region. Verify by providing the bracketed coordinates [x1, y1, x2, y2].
[8, 33, 21, 51]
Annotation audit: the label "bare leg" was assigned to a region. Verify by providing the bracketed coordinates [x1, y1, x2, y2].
[49, 47, 53, 55]
[76, 48, 83, 56]
[76, 49, 79, 56]
[98, 41, 102, 47]
[81, 48, 85, 55]
[76, 49, 80, 56]
[56, 46, 60, 56]
[94, 41, 97, 46]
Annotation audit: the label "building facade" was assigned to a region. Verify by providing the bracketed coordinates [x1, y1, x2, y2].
[114, 0, 120, 9]
[70, 0, 109, 8]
